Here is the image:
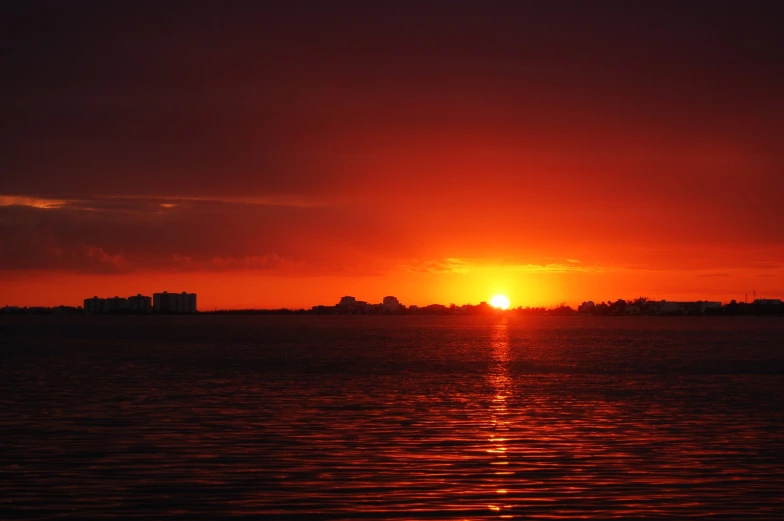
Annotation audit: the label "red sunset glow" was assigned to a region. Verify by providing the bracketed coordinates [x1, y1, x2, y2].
[1, 3, 782, 309]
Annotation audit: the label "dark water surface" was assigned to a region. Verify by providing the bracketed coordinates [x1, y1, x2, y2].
[2, 315, 783, 519]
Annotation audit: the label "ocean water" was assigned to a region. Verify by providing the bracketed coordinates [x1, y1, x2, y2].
[1, 315, 783, 519]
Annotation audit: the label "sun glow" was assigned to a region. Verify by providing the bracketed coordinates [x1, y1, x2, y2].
[490, 295, 510, 310]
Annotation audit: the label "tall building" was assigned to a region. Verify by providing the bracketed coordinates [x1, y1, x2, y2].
[153, 291, 175, 312]
[84, 294, 152, 313]
[178, 292, 197, 313]
[104, 296, 129, 313]
[153, 291, 197, 313]
[84, 296, 104, 314]
[128, 294, 152, 313]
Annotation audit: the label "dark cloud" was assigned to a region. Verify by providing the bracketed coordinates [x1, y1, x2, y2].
[0, 217, 128, 272]
[0, 196, 401, 274]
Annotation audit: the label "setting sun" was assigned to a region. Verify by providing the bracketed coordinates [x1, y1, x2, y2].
[489, 295, 510, 310]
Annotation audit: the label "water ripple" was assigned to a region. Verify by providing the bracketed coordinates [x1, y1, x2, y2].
[1, 315, 783, 519]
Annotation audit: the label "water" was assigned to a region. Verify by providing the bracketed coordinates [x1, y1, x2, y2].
[2, 315, 783, 519]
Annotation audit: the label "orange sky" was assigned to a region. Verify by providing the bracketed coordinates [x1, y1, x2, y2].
[1, 2, 782, 309]
[2, 261, 781, 310]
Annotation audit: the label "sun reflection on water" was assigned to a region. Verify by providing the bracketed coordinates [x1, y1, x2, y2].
[487, 318, 515, 517]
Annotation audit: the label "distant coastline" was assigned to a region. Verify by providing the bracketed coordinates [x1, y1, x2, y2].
[2, 297, 782, 316]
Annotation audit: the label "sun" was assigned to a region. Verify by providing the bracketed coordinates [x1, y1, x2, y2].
[490, 295, 510, 310]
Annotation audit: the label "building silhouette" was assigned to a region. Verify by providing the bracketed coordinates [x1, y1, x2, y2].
[84, 294, 152, 314]
[128, 294, 152, 312]
[153, 291, 197, 313]
[84, 296, 105, 314]
[84, 292, 195, 314]
[320, 295, 403, 314]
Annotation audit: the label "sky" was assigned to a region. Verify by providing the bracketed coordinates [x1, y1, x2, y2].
[2, 1, 783, 309]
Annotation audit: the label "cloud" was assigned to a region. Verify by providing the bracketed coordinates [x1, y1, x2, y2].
[0, 193, 369, 274]
[209, 254, 289, 270]
[0, 195, 66, 209]
[2, 189, 782, 279]
[509, 263, 605, 274]
[169, 254, 193, 270]
[405, 258, 472, 274]
[0, 220, 127, 272]
[404, 257, 606, 275]
[0, 193, 339, 213]
[82, 245, 127, 271]
[0, 199, 386, 275]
